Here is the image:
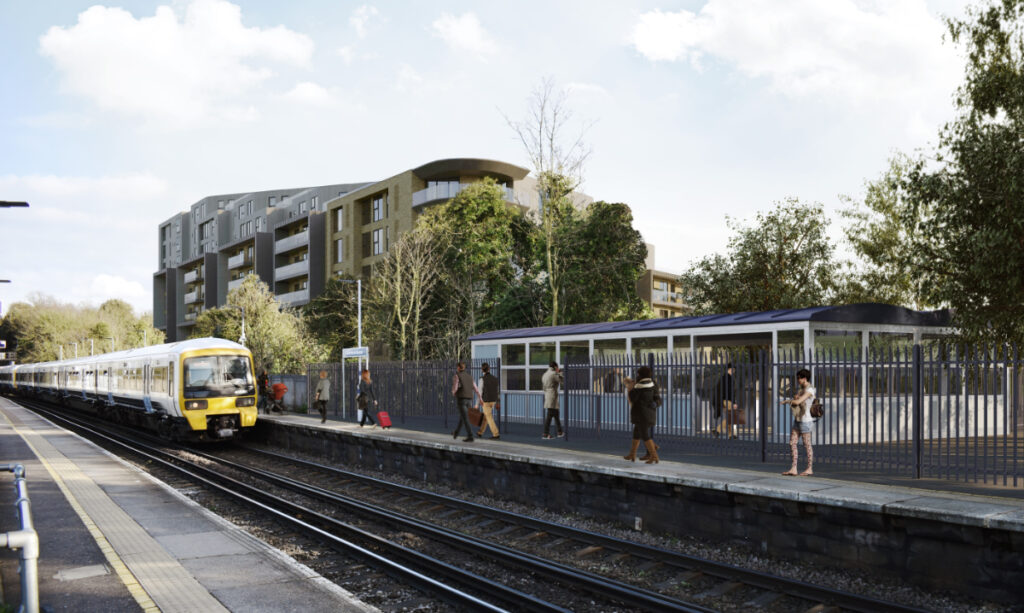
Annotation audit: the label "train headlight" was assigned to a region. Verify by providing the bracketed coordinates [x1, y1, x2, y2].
[235, 397, 255, 407]
[185, 400, 208, 411]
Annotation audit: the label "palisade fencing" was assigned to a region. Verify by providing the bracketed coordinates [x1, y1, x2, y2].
[307, 346, 1023, 486]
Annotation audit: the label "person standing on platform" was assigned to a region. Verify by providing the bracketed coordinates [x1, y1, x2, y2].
[541, 361, 564, 439]
[357, 368, 379, 427]
[624, 366, 661, 464]
[714, 363, 737, 438]
[451, 361, 482, 441]
[782, 368, 816, 476]
[475, 363, 501, 439]
[257, 368, 270, 414]
[313, 370, 330, 424]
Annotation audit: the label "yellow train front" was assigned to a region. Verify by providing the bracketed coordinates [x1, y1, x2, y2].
[0, 337, 259, 442]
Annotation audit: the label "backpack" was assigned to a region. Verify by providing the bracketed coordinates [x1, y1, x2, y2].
[810, 398, 824, 419]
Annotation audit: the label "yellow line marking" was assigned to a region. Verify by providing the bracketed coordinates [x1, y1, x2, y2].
[0, 409, 160, 612]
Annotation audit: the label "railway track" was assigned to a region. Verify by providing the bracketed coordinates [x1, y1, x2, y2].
[18, 398, 932, 612]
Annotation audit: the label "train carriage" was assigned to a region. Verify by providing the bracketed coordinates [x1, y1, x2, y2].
[0, 338, 257, 442]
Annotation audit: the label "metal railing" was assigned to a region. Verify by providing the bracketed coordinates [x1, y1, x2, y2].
[304, 346, 1023, 486]
[274, 230, 309, 254]
[1, 464, 39, 613]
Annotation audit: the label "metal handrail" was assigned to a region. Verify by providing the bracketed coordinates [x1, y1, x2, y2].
[1, 464, 39, 613]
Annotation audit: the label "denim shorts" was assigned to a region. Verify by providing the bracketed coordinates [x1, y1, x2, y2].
[792, 420, 813, 434]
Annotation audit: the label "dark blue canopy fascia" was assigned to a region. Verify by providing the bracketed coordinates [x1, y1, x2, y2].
[468, 304, 952, 342]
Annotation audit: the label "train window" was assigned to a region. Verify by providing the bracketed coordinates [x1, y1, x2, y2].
[183, 356, 254, 399]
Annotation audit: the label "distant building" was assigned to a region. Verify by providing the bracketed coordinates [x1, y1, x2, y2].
[635, 244, 688, 318]
[154, 158, 546, 342]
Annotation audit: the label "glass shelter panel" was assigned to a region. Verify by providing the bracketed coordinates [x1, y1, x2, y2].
[529, 343, 557, 366]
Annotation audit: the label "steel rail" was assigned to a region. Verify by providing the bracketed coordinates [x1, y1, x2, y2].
[18, 400, 549, 613]
[243, 445, 933, 613]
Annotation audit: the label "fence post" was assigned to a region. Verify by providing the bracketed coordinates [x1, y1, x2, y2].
[912, 343, 923, 479]
[563, 360, 570, 441]
[760, 350, 769, 463]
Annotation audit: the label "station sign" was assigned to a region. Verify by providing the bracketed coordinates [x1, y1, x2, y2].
[342, 346, 369, 359]
[0, 340, 5, 349]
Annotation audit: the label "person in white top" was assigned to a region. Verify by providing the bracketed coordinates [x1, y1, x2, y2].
[782, 368, 816, 476]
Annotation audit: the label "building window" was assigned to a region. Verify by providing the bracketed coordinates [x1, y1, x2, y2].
[335, 207, 344, 232]
[372, 228, 384, 255]
[372, 196, 384, 222]
[311, 195, 319, 210]
[269, 196, 277, 206]
[335, 238, 344, 263]
[299, 200, 307, 214]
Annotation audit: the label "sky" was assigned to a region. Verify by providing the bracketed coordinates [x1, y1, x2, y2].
[0, 0, 970, 317]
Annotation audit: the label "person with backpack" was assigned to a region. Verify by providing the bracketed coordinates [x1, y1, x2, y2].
[475, 363, 501, 439]
[782, 368, 816, 476]
[624, 365, 661, 464]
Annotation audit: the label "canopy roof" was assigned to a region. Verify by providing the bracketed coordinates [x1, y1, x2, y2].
[469, 304, 952, 342]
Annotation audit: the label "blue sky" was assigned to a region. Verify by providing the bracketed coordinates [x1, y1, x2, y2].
[0, 0, 968, 316]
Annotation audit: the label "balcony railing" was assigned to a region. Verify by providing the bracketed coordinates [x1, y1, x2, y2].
[183, 311, 198, 322]
[228, 277, 244, 291]
[227, 253, 247, 269]
[275, 260, 309, 282]
[411, 184, 519, 208]
[276, 288, 310, 306]
[183, 270, 199, 284]
[275, 230, 309, 254]
[184, 290, 201, 305]
[652, 290, 686, 305]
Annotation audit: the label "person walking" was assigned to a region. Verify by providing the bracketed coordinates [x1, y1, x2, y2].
[313, 370, 330, 423]
[475, 363, 501, 439]
[624, 366, 661, 464]
[541, 361, 565, 439]
[714, 363, 738, 438]
[357, 368, 379, 427]
[451, 361, 482, 441]
[782, 368, 816, 476]
[257, 368, 270, 414]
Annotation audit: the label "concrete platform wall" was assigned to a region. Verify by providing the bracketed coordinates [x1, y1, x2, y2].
[256, 421, 1023, 604]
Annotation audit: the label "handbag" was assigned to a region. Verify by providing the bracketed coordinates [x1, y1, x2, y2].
[728, 408, 747, 425]
[810, 398, 824, 419]
[468, 406, 483, 427]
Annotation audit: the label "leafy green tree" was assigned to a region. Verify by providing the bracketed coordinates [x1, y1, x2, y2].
[900, 0, 1024, 342]
[193, 274, 325, 373]
[836, 154, 930, 308]
[560, 201, 649, 323]
[679, 199, 837, 314]
[304, 276, 360, 362]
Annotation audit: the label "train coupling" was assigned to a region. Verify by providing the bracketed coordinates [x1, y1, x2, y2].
[209, 415, 239, 439]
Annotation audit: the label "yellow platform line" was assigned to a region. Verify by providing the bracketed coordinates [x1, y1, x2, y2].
[0, 411, 159, 612]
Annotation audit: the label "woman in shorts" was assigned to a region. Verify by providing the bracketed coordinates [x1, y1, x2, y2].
[782, 368, 815, 476]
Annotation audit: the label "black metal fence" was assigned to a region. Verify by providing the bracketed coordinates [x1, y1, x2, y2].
[308, 346, 1023, 486]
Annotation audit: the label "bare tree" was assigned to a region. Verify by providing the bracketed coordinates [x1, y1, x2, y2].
[503, 77, 594, 326]
[368, 229, 444, 361]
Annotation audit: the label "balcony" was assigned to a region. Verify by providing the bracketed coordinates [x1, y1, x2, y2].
[183, 311, 198, 322]
[411, 184, 518, 208]
[276, 288, 310, 307]
[228, 253, 247, 269]
[274, 230, 309, 254]
[184, 290, 201, 305]
[652, 290, 686, 305]
[183, 270, 199, 284]
[228, 277, 244, 291]
[275, 260, 309, 282]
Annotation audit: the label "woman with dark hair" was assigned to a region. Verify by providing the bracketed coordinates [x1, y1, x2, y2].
[624, 365, 661, 464]
[357, 368, 379, 427]
[782, 368, 816, 475]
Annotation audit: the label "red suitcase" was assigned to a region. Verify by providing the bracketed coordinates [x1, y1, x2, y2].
[377, 411, 392, 429]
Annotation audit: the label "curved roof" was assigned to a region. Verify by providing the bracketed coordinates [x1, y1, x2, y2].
[412, 158, 530, 181]
[469, 304, 953, 341]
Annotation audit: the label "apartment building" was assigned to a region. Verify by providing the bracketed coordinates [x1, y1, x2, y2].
[154, 158, 542, 342]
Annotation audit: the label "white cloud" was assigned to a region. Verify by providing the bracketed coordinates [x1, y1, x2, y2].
[0, 172, 167, 200]
[565, 82, 611, 99]
[337, 45, 355, 65]
[72, 274, 149, 311]
[395, 64, 424, 94]
[630, 0, 961, 105]
[283, 82, 336, 107]
[431, 12, 497, 55]
[349, 5, 379, 39]
[39, 0, 314, 124]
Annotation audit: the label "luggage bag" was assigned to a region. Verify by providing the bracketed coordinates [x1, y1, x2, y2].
[377, 411, 393, 429]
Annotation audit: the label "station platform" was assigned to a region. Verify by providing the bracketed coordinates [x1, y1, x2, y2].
[0, 398, 375, 613]
[258, 412, 1024, 604]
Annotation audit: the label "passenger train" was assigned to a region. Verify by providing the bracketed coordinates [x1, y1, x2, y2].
[0, 338, 258, 442]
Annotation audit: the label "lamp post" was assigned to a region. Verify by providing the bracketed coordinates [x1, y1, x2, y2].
[90, 339, 94, 356]
[336, 278, 362, 355]
[227, 305, 246, 345]
[107, 336, 115, 353]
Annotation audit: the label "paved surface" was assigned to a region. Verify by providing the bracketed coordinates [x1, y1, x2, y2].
[266, 411, 1024, 533]
[0, 398, 376, 613]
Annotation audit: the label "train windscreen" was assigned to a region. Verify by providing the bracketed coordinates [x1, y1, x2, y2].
[183, 355, 255, 399]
